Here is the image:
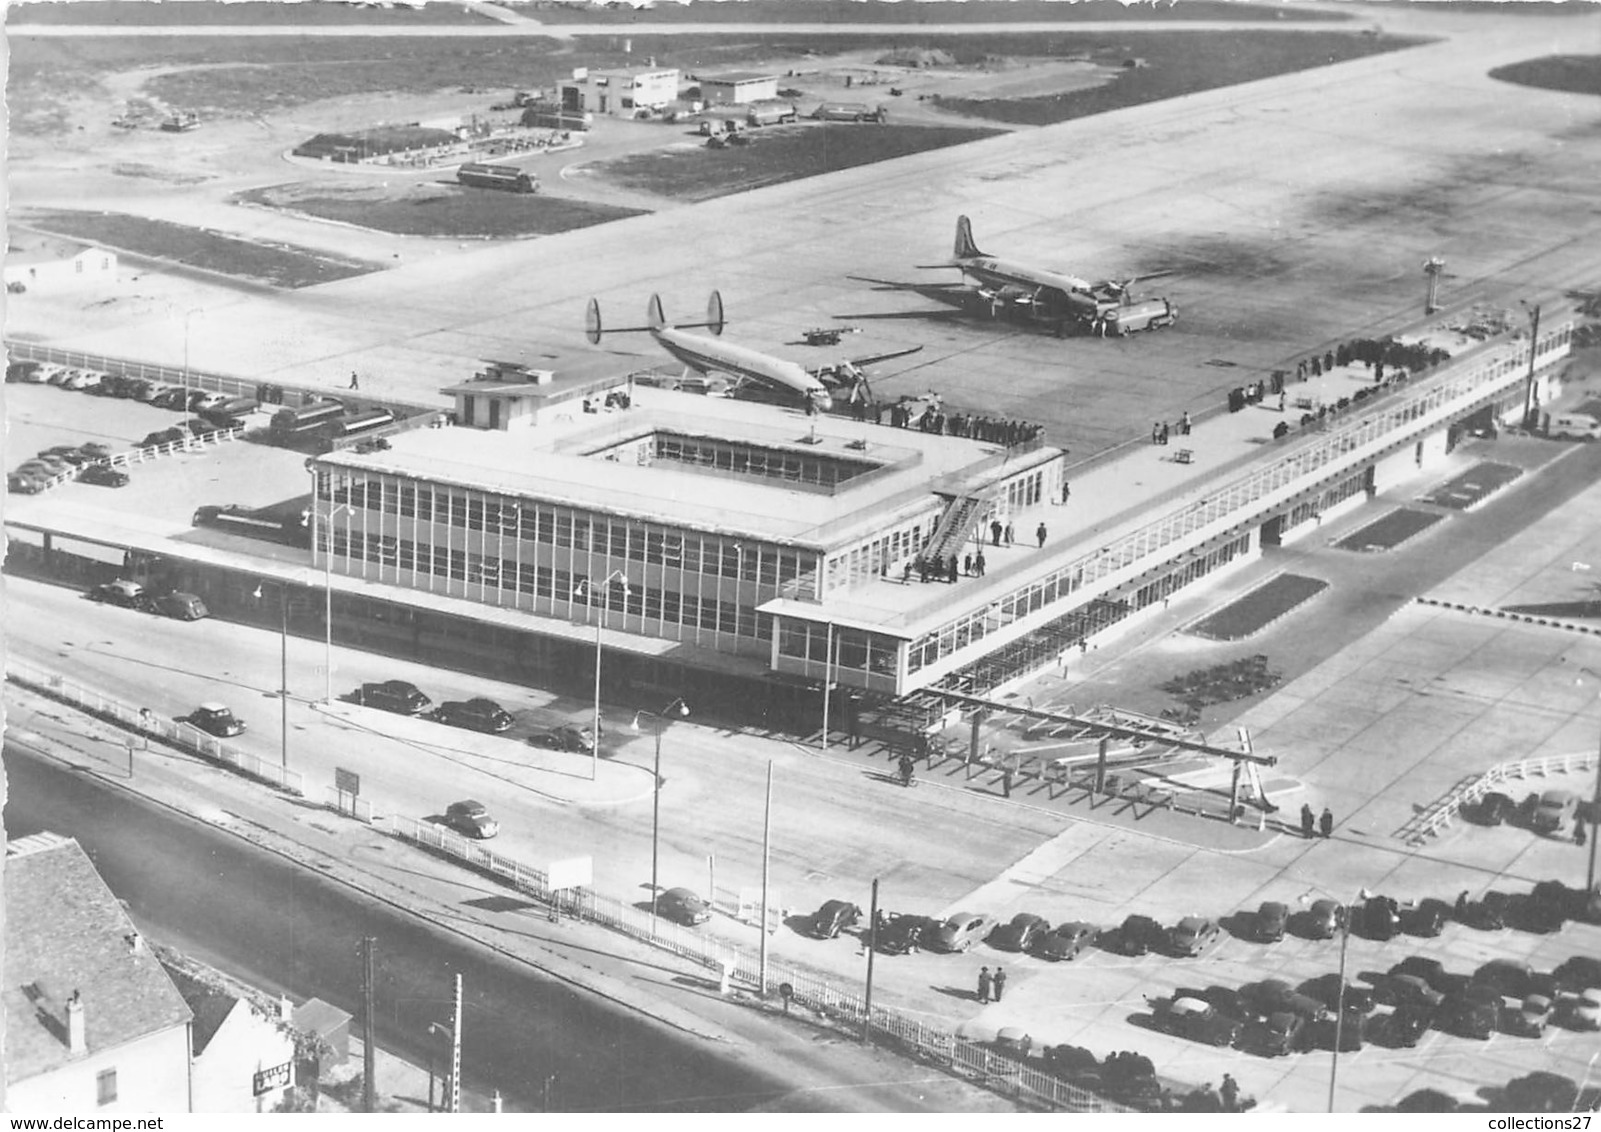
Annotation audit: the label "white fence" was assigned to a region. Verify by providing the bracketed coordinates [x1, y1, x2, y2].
[1408, 750, 1597, 845]
[108, 423, 247, 468]
[391, 818, 1126, 1112]
[6, 659, 306, 796]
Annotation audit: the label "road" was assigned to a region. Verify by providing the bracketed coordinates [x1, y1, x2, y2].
[1, 741, 987, 1113]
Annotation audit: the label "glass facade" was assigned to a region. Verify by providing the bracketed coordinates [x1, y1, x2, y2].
[775, 619, 902, 689]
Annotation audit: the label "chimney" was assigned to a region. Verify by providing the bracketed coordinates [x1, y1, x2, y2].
[66, 990, 86, 1055]
[279, 995, 294, 1023]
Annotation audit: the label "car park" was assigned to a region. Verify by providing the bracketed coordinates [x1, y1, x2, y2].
[927, 912, 998, 953]
[528, 725, 597, 753]
[439, 799, 499, 839]
[354, 680, 432, 715]
[78, 463, 130, 488]
[1436, 987, 1501, 1039]
[1153, 996, 1241, 1048]
[1531, 788, 1579, 834]
[1107, 914, 1165, 956]
[1303, 899, 1346, 939]
[430, 698, 515, 733]
[1034, 921, 1097, 962]
[876, 913, 935, 955]
[655, 887, 711, 926]
[1169, 915, 1221, 956]
[1555, 988, 1600, 1030]
[991, 912, 1050, 952]
[89, 579, 149, 608]
[806, 899, 861, 939]
[1254, 901, 1288, 942]
[189, 703, 245, 737]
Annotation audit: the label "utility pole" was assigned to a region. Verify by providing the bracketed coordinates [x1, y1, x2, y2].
[863, 877, 879, 1045]
[758, 761, 773, 996]
[1522, 302, 1542, 432]
[1587, 727, 1600, 893]
[360, 936, 377, 1113]
[447, 973, 463, 1114]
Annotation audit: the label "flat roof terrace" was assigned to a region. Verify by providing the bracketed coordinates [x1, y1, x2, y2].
[320, 387, 1050, 549]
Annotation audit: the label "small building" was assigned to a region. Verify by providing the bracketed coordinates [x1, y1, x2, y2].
[161, 953, 298, 1114]
[698, 71, 780, 105]
[3, 833, 193, 1112]
[557, 66, 680, 118]
[442, 357, 634, 432]
[4, 236, 117, 293]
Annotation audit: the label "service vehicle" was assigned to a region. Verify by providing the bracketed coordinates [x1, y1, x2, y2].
[1099, 297, 1178, 336]
[457, 162, 539, 194]
[1548, 412, 1601, 440]
[745, 100, 797, 126]
[269, 400, 347, 441]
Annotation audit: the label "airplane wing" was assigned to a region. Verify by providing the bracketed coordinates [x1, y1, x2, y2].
[846, 344, 924, 369]
[847, 274, 970, 293]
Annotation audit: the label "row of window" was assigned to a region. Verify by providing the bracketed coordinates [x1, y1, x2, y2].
[329, 529, 762, 639]
[647, 434, 877, 488]
[907, 553, 1092, 674]
[319, 472, 820, 597]
[774, 620, 900, 677]
[823, 514, 938, 593]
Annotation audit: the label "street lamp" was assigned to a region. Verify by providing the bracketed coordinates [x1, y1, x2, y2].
[574, 569, 629, 782]
[182, 306, 202, 391]
[1298, 886, 1368, 1113]
[632, 697, 690, 932]
[1571, 666, 1601, 892]
[251, 581, 290, 770]
[321, 499, 353, 704]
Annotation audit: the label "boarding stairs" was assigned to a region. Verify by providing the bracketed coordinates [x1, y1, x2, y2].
[920, 489, 997, 565]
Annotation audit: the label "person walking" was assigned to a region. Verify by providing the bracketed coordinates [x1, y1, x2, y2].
[1180, 410, 1191, 436]
[990, 519, 1003, 547]
[1300, 803, 1315, 840]
[977, 966, 992, 1004]
[1036, 522, 1047, 549]
[1219, 1074, 1239, 1113]
[1159, 422, 1170, 446]
[1004, 522, 1014, 546]
[1319, 807, 1334, 838]
[1061, 481, 1071, 504]
[963, 553, 973, 577]
[974, 550, 986, 577]
[1152, 421, 1162, 445]
[349, 371, 360, 390]
[992, 967, 1007, 1002]
[947, 555, 959, 584]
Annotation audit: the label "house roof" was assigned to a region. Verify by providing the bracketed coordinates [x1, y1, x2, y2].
[700, 71, 777, 85]
[5, 234, 101, 266]
[3, 833, 193, 1082]
[157, 944, 287, 1057]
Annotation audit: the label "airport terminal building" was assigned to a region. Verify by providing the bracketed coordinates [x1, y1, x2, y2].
[309, 305, 1573, 713]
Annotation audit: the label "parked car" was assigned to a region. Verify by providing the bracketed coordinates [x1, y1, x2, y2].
[1555, 988, 1600, 1031]
[1472, 959, 1535, 998]
[440, 799, 499, 839]
[140, 428, 188, 448]
[1506, 994, 1553, 1038]
[1034, 921, 1097, 962]
[1474, 790, 1517, 825]
[128, 379, 159, 401]
[40, 444, 92, 466]
[1529, 880, 1578, 927]
[8, 472, 48, 494]
[64, 369, 103, 391]
[191, 390, 228, 412]
[45, 367, 77, 386]
[927, 912, 998, 953]
[1385, 973, 1445, 1009]
[189, 702, 245, 737]
[1389, 957, 1467, 996]
[1300, 974, 1376, 1013]
[1303, 899, 1347, 939]
[152, 387, 190, 410]
[655, 887, 711, 926]
[1242, 978, 1327, 1022]
[430, 698, 514, 733]
[27, 453, 72, 474]
[1305, 1008, 1367, 1052]
[1435, 987, 1500, 1039]
[89, 579, 149, 608]
[992, 1027, 1033, 1057]
[528, 725, 597, 753]
[1373, 1004, 1434, 1048]
[1556, 955, 1601, 994]
[14, 461, 60, 481]
[1403, 897, 1451, 937]
[152, 591, 209, 620]
[1254, 901, 1288, 942]
[7, 360, 43, 382]
[1107, 914, 1165, 956]
[1169, 915, 1221, 957]
[1503, 1072, 1581, 1114]
[353, 680, 432, 715]
[1461, 890, 1512, 930]
[806, 899, 861, 940]
[1532, 788, 1580, 834]
[1256, 1010, 1308, 1056]
[1356, 894, 1402, 940]
[876, 913, 935, 955]
[78, 463, 130, 488]
[1153, 996, 1240, 1047]
[991, 912, 1050, 952]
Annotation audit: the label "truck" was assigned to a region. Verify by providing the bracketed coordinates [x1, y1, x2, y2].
[456, 163, 539, 194]
[810, 102, 887, 123]
[746, 100, 798, 127]
[1100, 297, 1178, 337]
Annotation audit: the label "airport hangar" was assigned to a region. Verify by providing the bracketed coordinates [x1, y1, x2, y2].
[301, 308, 1574, 733]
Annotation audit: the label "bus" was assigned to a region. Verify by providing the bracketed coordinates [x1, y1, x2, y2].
[270, 400, 346, 441]
[320, 408, 395, 442]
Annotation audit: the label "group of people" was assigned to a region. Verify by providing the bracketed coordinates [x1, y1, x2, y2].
[1150, 412, 1192, 446]
[1299, 803, 1335, 839]
[881, 400, 1046, 449]
[976, 965, 1008, 1003]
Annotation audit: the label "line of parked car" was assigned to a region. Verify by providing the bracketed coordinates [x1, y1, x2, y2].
[346, 679, 598, 755]
[9, 441, 126, 494]
[1472, 785, 1590, 836]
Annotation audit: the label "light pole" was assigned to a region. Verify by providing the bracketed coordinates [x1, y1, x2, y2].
[1571, 667, 1601, 892]
[1520, 300, 1542, 432]
[575, 569, 629, 782]
[252, 581, 290, 770]
[632, 697, 690, 931]
[1299, 886, 1366, 1113]
[182, 307, 202, 391]
[321, 499, 353, 704]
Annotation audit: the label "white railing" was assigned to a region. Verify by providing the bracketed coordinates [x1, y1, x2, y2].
[6, 658, 306, 796]
[108, 423, 248, 468]
[1407, 750, 1597, 845]
[390, 817, 1125, 1113]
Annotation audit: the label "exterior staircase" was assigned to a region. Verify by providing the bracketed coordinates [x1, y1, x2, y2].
[921, 490, 996, 565]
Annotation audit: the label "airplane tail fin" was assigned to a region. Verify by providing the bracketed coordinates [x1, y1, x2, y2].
[705, 290, 725, 337]
[584, 298, 604, 345]
[647, 294, 667, 331]
[953, 215, 983, 260]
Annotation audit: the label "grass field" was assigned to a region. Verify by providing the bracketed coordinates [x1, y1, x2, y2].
[935, 31, 1424, 126]
[1490, 55, 1601, 97]
[9, 1, 493, 24]
[525, 0, 1346, 24]
[592, 122, 1002, 203]
[236, 183, 649, 239]
[21, 212, 379, 290]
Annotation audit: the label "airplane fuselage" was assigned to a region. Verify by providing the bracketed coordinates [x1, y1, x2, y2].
[654, 327, 832, 410]
[956, 255, 1093, 299]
